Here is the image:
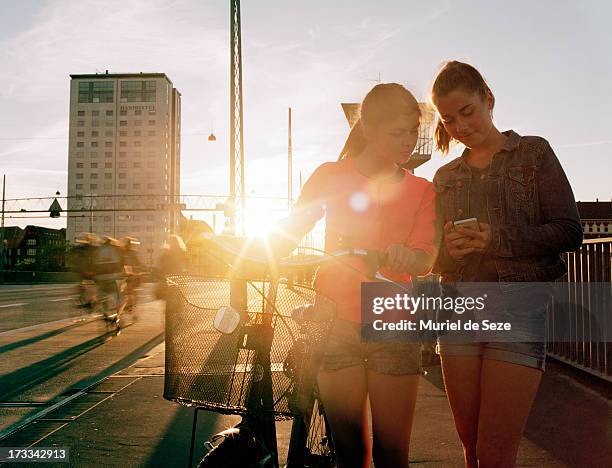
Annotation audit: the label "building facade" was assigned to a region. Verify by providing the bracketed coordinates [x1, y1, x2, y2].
[0, 226, 66, 271]
[577, 201, 612, 238]
[66, 72, 181, 258]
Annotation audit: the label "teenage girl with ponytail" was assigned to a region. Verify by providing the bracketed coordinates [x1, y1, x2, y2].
[431, 61, 582, 467]
[269, 83, 437, 467]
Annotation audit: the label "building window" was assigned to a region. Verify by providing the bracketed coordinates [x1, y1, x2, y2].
[105, 141, 112, 147]
[118, 183, 126, 189]
[91, 131, 99, 137]
[106, 110, 113, 116]
[133, 162, 141, 168]
[104, 183, 112, 190]
[119, 173, 127, 179]
[119, 152, 127, 157]
[27, 239, 36, 246]
[76, 183, 83, 190]
[90, 183, 98, 189]
[104, 173, 112, 179]
[135, 109, 142, 115]
[105, 162, 112, 168]
[119, 162, 127, 168]
[120, 110, 127, 116]
[76, 151, 84, 158]
[76, 173, 83, 179]
[27, 249, 36, 256]
[76, 162, 84, 168]
[134, 141, 141, 147]
[120, 141, 127, 147]
[148, 130, 155, 136]
[105, 130, 113, 137]
[134, 130, 141, 136]
[76, 141, 84, 148]
[90, 151, 98, 158]
[91, 141, 98, 147]
[91, 173, 98, 179]
[78, 81, 114, 103]
[148, 120, 155, 126]
[120, 120, 128, 126]
[92, 120, 99, 127]
[133, 183, 141, 189]
[103, 152, 111, 158]
[134, 120, 142, 126]
[77, 120, 85, 127]
[120, 80, 156, 102]
[120, 130, 127, 137]
[105, 121, 113, 127]
[92, 110, 100, 117]
[91, 162, 98, 168]
[77, 131, 84, 137]
[77, 110, 85, 116]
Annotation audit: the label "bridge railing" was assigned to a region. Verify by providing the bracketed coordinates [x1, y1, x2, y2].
[547, 238, 612, 382]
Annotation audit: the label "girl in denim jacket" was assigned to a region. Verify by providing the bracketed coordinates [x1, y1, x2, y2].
[431, 61, 582, 468]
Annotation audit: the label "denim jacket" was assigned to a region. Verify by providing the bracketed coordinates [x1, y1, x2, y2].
[432, 130, 583, 282]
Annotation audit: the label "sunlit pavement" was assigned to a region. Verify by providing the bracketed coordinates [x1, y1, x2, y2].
[0, 288, 609, 467]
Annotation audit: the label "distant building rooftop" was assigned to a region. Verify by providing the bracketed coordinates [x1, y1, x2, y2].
[69, 72, 173, 85]
[576, 201, 612, 220]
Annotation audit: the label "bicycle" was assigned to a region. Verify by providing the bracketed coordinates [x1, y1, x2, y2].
[163, 233, 394, 468]
[75, 274, 128, 332]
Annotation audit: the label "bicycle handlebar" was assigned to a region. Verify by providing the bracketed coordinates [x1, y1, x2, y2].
[201, 233, 388, 276]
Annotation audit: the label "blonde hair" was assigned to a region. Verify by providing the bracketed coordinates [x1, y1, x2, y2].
[338, 83, 421, 160]
[431, 61, 494, 154]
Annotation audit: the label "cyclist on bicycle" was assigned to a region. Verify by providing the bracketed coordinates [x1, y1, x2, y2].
[92, 236, 127, 322]
[72, 232, 100, 309]
[120, 236, 142, 314]
[262, 84, 437, 468]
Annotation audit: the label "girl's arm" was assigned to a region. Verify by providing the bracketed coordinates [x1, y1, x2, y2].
[403, 183, 439, 275]
[263, 163, 331, 259]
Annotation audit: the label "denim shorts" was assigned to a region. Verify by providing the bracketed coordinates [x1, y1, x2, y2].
[321, 319, 421, 375]
[436, 282, 550, 371]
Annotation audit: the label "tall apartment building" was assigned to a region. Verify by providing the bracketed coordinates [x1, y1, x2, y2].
[66, 72, 181, 259]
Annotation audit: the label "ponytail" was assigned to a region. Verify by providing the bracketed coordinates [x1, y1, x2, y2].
[338, 118, 367, 160]
[434, 118, 452, 155]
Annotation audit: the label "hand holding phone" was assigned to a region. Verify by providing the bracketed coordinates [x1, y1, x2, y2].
[453, 217, 480, 232]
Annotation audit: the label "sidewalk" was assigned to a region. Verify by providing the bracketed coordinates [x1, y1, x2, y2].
[2, 343, 610, 467]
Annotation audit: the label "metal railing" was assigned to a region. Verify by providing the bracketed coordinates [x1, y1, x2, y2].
[547, 238, 612, 382]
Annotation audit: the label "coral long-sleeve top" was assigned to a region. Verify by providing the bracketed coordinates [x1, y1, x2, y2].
[281, 158, 437, 322]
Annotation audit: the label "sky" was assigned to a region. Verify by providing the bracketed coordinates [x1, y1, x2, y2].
[0, 0, 610, 231]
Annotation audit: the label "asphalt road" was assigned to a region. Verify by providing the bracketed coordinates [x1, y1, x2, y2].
[0, 284, 85, 333]
[0, 285, 164, 438]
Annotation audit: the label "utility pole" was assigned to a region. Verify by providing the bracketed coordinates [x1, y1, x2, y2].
[0, 175, 6, 283]
[288, 107, 292, 210]
[229, 0, 245, 235]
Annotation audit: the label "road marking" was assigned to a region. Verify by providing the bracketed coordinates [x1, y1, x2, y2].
[0, 303, 27, 308]
[48, 297, 77, 302]
[0, 285, 76, 294]
[0, 314, 102, 337]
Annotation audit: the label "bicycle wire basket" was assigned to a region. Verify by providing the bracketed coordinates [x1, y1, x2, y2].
[163, 275, 336, 420]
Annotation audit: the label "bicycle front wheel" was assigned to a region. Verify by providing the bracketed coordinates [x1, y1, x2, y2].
[304, 397, 336, 467]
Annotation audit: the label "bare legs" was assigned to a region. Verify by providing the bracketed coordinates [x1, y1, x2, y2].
[318, 366, 419, 468]
[440, 356, 543, 468]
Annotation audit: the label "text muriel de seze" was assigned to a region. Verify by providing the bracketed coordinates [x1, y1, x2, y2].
[369, 293, 512, 332]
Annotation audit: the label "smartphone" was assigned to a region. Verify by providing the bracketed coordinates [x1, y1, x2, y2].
[453, 217, 480, 231]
